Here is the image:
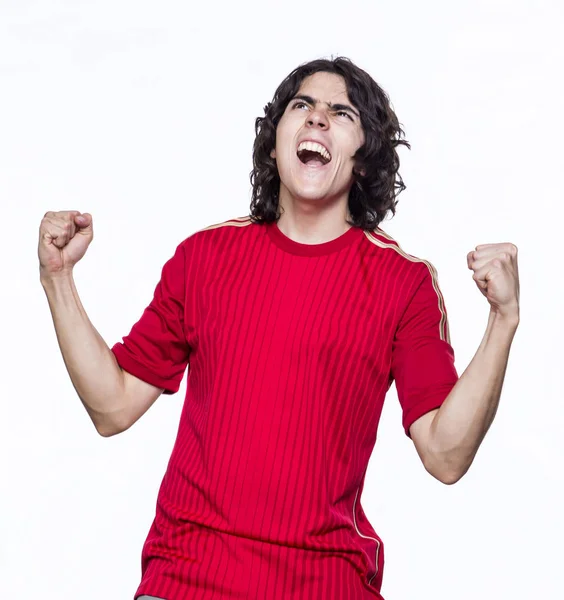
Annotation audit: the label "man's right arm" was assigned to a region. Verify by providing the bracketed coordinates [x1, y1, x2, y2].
[41, 272, 164, 437]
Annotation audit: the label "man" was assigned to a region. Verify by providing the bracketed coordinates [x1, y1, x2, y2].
[39, 57, 520, 599]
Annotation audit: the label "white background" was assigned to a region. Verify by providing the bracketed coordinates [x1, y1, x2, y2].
[2, 0, 563, 598]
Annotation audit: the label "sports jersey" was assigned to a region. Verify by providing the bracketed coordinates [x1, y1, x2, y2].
[110, 215, 459, 599]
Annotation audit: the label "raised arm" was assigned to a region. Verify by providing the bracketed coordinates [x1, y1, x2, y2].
[410, 243, 520, 483]
[39, 211, 165, 437]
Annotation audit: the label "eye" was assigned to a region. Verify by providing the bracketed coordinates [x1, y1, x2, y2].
[293, 101, 308, 110]
[337, 110, 353, 121]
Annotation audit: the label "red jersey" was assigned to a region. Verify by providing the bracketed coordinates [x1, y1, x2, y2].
[111, 216, 459, 599]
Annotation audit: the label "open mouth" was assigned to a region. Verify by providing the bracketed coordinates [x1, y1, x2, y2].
[296, 141, 332, 167]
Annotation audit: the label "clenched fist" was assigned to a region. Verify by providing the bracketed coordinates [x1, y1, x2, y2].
[38, 210, 94, 279]
[467, 242, 520, 322]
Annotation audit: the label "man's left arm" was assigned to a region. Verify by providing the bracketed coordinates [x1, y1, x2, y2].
[410, 243, 520, 485]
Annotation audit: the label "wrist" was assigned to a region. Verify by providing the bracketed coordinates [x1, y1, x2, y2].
[490, 306, 519, 328]
[486, 308, 519, 344]
[40, 268, 75, 288]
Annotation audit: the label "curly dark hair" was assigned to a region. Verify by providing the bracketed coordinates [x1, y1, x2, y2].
[249, 56, 410, 231]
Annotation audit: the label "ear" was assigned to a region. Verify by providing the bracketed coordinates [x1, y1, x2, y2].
[270, 148, 276, 159]
[354, 166, 366, 177]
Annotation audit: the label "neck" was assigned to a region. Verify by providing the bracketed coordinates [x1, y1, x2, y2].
[276, 191, 352, 245]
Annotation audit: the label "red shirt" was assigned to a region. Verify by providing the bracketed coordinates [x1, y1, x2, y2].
[111, 216, 458, 599]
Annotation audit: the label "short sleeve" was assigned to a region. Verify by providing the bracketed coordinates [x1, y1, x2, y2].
[111, 241, 191, 395]
[391, 262, 459, 437]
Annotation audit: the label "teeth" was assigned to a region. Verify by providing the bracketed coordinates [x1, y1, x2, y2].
[297, 141, 331, 162]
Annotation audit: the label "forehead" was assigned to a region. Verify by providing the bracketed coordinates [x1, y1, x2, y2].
[296, 72, 351, 104]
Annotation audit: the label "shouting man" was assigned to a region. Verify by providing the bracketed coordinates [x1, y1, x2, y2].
[39, 57, 520, 599]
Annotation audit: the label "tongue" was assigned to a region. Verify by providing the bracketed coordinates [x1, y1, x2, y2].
[298, 149, 327, 167]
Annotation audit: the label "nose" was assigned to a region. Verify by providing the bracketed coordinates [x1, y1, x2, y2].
[306, 107, 329, 130]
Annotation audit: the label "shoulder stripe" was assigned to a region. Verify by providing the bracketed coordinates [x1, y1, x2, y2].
[371, 226, 397, 243]
[364, 230, 451, 344]
[198, 215, 254, 233]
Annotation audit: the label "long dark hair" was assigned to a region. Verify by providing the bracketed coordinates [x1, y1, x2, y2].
[249, 56, 410, 230]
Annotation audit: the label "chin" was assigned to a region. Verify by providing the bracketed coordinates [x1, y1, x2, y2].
[290, 179, 351, 203]
[280, 168, 351, 204]
[289, 187, 332, 203]
[282, 178, 332, 201]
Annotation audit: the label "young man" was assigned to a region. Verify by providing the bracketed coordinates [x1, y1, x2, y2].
[39, 57, 520, 599]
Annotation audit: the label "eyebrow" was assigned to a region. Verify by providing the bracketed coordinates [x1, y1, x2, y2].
[291, 94, 360, 119]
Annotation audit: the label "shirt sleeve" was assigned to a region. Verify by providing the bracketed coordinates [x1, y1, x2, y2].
[110, 240, 191, 395]
[391, 262, 459, 437]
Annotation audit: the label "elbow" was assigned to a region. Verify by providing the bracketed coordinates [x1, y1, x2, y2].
[432, 468, 464, 485]
[96, 423, 123, 437]
[93, 413, 130, 438]
[424, 454, 471, 485]
[97, 426, 121, 438]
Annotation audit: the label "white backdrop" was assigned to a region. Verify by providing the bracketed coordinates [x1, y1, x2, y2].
[2, 0, 563, 598]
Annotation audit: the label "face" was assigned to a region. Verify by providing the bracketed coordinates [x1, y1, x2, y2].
[272, 71, 365, 208]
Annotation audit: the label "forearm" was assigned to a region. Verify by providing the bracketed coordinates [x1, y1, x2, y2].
[426, 310, 519, 481]
[40, 272, 127, 436]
